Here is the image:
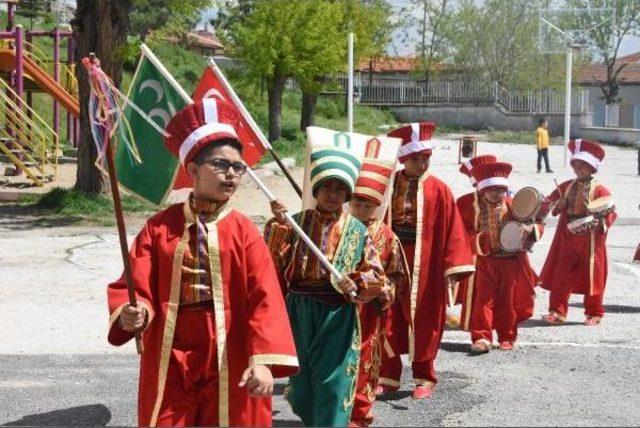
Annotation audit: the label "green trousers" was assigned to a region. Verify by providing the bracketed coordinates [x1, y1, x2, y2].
[285, 293, 360, 427]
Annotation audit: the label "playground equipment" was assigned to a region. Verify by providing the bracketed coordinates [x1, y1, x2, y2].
[0, 0, 79, 186]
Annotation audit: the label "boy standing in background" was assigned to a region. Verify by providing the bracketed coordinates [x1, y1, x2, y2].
[536, 117, 553, 173]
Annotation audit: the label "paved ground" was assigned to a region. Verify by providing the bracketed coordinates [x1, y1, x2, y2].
[1, 141, 639, 426]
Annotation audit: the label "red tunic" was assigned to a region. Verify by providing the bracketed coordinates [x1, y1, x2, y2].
[540, 178, 616, 299]
[456, 192, 542, 337]
[635, 243, 640, 263]
[107, 202, 298, 427]
[352, 219, 409, 425]
[391, 171, 475, 364]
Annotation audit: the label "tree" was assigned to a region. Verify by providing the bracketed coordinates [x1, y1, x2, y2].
[568, 0, 640, 104]
[227, 0, 337, 140]
[406, 0, 452, 83]
[16, 0, 52, 30]
[129, 0, 210, 40]
[73, 0, 209, 195]
[73, 0, 130, 195]
[298, 0, 394, 130]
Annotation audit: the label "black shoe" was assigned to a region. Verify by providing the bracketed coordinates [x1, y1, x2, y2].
[546, 170, 554, 173]
[537, 169, 541, 173]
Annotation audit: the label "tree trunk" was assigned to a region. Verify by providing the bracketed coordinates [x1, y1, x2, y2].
[268, 72, 285, 142]
[73, 0, 130, 195]
[300, 91, 317, 131]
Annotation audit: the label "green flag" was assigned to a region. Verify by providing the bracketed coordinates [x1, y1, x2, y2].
[114, 44, 191, 205]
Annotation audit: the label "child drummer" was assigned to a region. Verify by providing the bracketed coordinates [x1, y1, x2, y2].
[540, 139, 616, 326]
[456, 161, 543, 352]
[264, 139, 385, 427]
[348, 139, 410, 427]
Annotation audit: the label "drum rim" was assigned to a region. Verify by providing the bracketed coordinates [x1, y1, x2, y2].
[512, 187, 543, 221]
[499, 220, 524, 251]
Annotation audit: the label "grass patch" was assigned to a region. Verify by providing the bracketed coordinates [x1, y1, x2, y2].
[484, 130, 564, 146]
[21, 187, 155, 224]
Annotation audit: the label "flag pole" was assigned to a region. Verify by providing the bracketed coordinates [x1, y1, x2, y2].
[245, 167, 355, 297]
[206, 58, 302, 197]
[347, 32, 354, 133]
[85, 54, 144, 355]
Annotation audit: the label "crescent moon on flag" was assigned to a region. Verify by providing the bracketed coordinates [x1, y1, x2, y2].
[202, 88, 226, 100]
[140, 79, 164, 103]
[148, 108, 171, 128]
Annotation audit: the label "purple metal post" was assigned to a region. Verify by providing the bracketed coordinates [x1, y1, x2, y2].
[25, 32, 33, 122]
[14, 24, 23, 109]
[67, 36, 75, 146]
[52, 27, 60, 143]
[7, 1, 15, 31]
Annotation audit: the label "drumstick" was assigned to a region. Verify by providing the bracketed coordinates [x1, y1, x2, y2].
[553, 179, 564, 202]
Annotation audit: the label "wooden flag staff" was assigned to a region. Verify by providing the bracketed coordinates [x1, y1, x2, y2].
[83, 54, 144, 354]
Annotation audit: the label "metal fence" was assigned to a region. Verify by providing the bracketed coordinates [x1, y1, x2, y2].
[285, 74, 588, 114]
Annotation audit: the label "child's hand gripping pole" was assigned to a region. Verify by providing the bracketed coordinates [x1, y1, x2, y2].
[446, 276, 461, 329]
[245, 167, 357, 298]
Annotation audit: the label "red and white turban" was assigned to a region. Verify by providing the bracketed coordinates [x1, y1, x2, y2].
[471, 161, 513, 191]
[387, 122, 436, 163]
[164, 98, 240, 165]
[569, 139, 605, 172]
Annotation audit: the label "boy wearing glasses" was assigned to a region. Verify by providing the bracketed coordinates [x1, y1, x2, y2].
[264, 140, 385, 427]
[107, 99, 298, 427]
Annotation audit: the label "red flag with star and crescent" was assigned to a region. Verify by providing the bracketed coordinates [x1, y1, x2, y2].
[173, 61, 271, 189]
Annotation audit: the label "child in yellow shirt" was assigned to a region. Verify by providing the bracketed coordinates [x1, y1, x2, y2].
[536, 117, 553, 173]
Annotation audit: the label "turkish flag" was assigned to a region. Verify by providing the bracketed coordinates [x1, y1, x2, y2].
[192, 64, 270, 167]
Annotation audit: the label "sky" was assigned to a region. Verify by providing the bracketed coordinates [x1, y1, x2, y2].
[197, 1, 640, 59]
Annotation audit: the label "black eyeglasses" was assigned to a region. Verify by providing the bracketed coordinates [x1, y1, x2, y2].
[199, 157, 247, 175]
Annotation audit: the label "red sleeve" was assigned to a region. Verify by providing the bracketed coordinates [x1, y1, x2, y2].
[444, 187, 475, 279]
[594, 185, 617, 232]
[456, 193, 491, 257]
[107, 222, 157, 346]
[244, 220, 299, 378]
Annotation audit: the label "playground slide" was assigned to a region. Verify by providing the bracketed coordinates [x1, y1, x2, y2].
[0, 49, 79, 117]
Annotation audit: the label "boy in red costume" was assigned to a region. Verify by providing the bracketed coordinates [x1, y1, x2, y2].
[107, 99, 298, 427]
[456, 161, 542, 352]
[540, 139, 616, 326]
[378, 122, 475, 400]
[348, 140, 410, 427]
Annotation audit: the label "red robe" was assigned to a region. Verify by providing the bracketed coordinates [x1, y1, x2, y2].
[634, 242, 640, 263]
[540, 178, 616, 317]
[107, 202, 298, 427]
[456, 192, 542, 339]
[386, 171, 475, 384]
[352, 219, 409, 425]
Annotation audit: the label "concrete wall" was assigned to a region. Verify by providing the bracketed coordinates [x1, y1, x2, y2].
[387, 103, 639, 145]
[578, 126, 640, 146]
[388, 104, 585, 136]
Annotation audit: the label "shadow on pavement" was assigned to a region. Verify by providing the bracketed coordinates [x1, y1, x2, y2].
[273, 419, 303, 427]
[518, 318, 583, 328]
[569, 303, 640, 314]
[1, 404, 111, 426]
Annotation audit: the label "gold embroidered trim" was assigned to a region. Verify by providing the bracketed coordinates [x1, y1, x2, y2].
[588, 180, 597, 296]
[207, 211, 231, 427]
[149, 227, 190, 427]
[408, 171, 429, 362]
[249, 354, 299, 367]
[378, 377, 400, 387]
[444, 265, 475, 278]
[108, 303, 127, 334]
[463, 256, 477, 331]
